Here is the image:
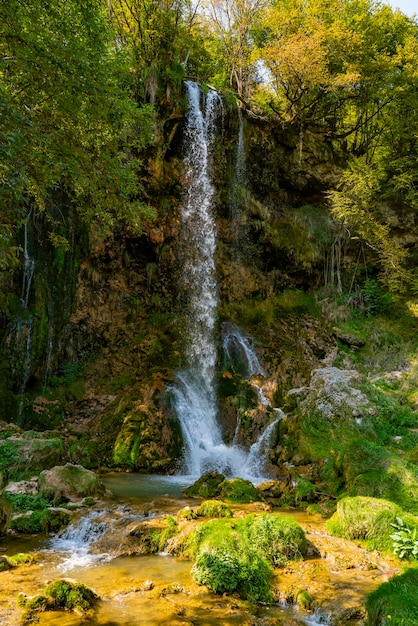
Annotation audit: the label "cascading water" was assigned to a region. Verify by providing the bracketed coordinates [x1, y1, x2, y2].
[222, 322, 265, 379]
[171, 81, 244, 476]
[49, 510, 109, 571]
[171, 83, 279, 481]
[21, 210, 35, 310]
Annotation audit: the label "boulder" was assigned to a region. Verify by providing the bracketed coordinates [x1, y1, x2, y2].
[4, 478, 38, 496]
[298, 366, 373, 420]
[0, 432, 64, 480]
[38, 464, 106, 504]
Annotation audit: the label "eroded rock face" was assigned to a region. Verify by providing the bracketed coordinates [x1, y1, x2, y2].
[38, 464, 105, 504]
[297, 366, 374, 420]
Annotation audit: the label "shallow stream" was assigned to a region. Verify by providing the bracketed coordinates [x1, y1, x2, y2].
[0, 474, 398, 625]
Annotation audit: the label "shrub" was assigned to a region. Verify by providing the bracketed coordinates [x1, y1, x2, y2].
[191, 548, 273, 602]
[366, 568, 418, 625]
[5, 493, 51, 512]
[187, 513, 306, 602]
[192, 550, 242, 594]
[196, 500, 233, 518]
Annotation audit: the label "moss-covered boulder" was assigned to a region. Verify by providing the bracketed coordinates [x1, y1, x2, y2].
[327, 496, 418, 555]
[112, 404, 182, 472]
[18, 578, 99, 620]
[183, 474, 260, 503]
[365, 568, 418, 625]
[0, 432, 64, 481]
[183, 472, 226, 498]
[38, 464, 105, 504]
[196, 500, 233, 518]
[219, 477, 260, 503]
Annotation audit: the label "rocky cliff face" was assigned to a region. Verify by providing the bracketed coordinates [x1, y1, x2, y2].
[1, 91, 416, 477]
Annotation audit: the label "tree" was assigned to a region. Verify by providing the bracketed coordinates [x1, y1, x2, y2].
[0, 0, 155, 267]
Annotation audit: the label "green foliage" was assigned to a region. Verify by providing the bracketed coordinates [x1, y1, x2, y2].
[327, 496, 418, 556]
[192, 549, 243, 594]
[196, 500, 233, 518]
[4, 493, 51, 513]
[188, 512, 306, 601]
[342, 439, 418, 513]
[390, 517, 418, 560]
[0, 440, 19, 475]
[366, 568, 418, 626]
[0, 0, 155, 268]
[10, 509, 71, 534]
[192, 548, 273, 602]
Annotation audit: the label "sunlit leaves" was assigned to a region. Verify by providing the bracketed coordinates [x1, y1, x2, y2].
[0, 0, 155, 267]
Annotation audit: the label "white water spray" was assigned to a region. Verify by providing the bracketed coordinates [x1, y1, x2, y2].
[49, 511, 109, 571]
[172, 83, 280, 481]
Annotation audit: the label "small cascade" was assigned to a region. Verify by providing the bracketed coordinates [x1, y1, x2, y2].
[242, 413, 282, 478]
[49, 511, 109, 571]
[222, 322, 265, 378]
[17, 318, 33, 419]
[235, 107, 246, 185]
[21, 210, 35, 310]
[230, 107, 247, 256]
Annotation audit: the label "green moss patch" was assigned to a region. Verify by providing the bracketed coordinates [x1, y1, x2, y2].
[327, 496, 418, 557]
[196, 500, 233, 518]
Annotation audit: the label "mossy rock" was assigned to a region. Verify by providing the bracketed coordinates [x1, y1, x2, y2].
[219, 477, 260, 503]
[44, 578, 98, 611]
[183, 472, 225, 498]
[327, 496, 418, 555]
[196, 500, 233, 518]
[38, 464, 105, 504]
[10, 508, 71, 534]
[187, 512, 306, 602]
[129, 516, 178, 554]
[112, 404, 182, 473]
[0, 435, 64, 480]
[366, 568, 418, 625]
[0, 555, 12, 571]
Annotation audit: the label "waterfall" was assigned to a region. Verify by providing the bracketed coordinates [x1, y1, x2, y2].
[171, 82, 278, 481]
[171, 81, 242, 476]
